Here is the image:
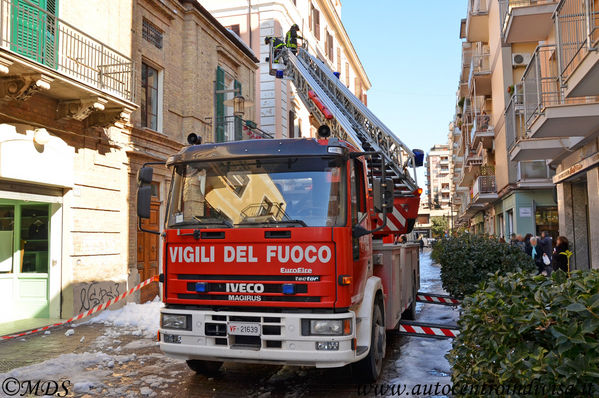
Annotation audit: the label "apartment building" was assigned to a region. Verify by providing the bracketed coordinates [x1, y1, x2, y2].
[0, 0, 136, 325]
[453, 0, 560, 239]
[129, 0, 259, 302]
[0, 0, 258, 327]
[426, 144, 452, 210]
[202, 0, 371, 138]
[454, 0, 599, 270]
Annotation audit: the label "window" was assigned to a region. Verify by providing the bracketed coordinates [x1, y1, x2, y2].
[325, 31, 334, 62]
[354, 77, 362, 99]
[310, 3, 320, 40]
[142, 19, 163, 49]
[141, 62, 161, 131]
[345, 62, 349, 87]
[336, 48, 341, 73]
[227, 24, 240, 37]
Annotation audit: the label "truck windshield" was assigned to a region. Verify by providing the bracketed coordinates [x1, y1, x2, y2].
[167, 157, 346, 228]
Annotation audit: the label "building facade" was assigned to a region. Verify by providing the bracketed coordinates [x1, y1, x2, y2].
[128, 0, 259, 302]
[0, 0, 259, 325]
[202, 0, 371, 138]
[453, 0, 560, 239]
[453, 0, 599, 270]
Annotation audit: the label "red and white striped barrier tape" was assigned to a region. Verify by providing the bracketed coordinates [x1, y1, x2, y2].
[399, 322, 459, 339]
[1, 275, 159, 341]
[416, 293, 460, 306]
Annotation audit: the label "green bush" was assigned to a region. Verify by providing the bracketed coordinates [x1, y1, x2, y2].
[449, 270, 599, 396]
[431, 234, 535, 299]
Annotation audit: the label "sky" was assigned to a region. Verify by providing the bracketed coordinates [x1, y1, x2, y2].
[341, 0, 467, 186]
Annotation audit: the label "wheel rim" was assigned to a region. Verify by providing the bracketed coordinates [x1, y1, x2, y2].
[373, 310, 385, 372]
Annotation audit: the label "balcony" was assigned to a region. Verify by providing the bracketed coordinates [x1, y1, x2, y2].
[499, 0, 558, 43]
[521, 44, 599, 142]
[214, 116, 273, 143]
[557, 0, 599, 97]
[0, 0, 135, 122]
[466, 0, 489, 43]
[470, 113, 494, 149]
[468, 43, 491, 95]
[460, 43, 473, 86]
[516, 160, 555, 188]
[471, 175, 497, 204]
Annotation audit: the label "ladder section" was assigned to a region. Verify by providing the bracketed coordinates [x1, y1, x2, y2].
[290, 48, 419, 196]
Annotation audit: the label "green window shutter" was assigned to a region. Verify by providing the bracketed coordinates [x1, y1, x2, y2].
[215, 66, 225, 142]
[10, 0, 58, 69]
[234, 80, 242, 141]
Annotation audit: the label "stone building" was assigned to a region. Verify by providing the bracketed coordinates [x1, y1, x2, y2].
[0, 0, 258, 328]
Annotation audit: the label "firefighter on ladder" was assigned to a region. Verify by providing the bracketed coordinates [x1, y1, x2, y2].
[285, 24, 303, 55]
[265, 36, 285, 63]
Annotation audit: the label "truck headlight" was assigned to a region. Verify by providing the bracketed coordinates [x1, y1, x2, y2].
[161, 313, 190, 330]
[302, 319, 351, 336]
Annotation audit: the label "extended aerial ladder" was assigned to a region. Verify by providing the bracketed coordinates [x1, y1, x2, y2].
[267, 42, 423, 234]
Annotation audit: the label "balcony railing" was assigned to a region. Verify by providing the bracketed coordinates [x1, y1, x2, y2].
[469, 0, 489, 15]
[505, 92, 526, 151]
[499, 0, 558, 38]
[0, 0, 134, 101]
[214, 116, 273, 143]
[521, 44, 561, 125]
[556, 0, 599, 82]
[470, 113, 493, 144]
[472, 175, 497, 198]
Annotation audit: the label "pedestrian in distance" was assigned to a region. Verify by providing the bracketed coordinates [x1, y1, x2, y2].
[509, 233, 517, 246]
[550, 236, 573, 277]
[515, 235, 526, 252]
[529, 236, 544, 274]
[285, 24, 303, 55]
[524, 233, 533, 256]
[418, 235, 424, 252]
[540, 231, 553, 261]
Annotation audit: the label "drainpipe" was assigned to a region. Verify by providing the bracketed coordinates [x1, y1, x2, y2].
[248, 0, 252, 50]
[585, 0, 597, 51]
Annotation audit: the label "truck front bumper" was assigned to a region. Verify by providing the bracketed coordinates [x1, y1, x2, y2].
[159, 308, 360, 368]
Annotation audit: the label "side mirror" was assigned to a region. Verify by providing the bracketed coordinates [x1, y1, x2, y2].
[373, 177, 394, 213]
[412, 149, 424, 167]
[137, 167, 153, 184]
[137, 185, 152, 219]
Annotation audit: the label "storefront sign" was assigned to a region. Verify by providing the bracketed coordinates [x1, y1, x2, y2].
[519, 207, 532, 217]
[553, 153, 599, 183]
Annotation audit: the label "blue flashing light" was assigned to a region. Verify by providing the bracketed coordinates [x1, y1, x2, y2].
[195, 282, 207, 293]
[276, 70, 284, 79]
[333, 71, 341, 79]
[282, 284, 295, 295]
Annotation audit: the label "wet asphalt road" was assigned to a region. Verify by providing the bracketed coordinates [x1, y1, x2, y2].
[0, 250, 458, 397]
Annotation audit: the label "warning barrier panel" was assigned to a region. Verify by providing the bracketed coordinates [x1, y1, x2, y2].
[416, 292, 460, 306]
[0, 276, 159, 341]
[398, 320, 459, 339]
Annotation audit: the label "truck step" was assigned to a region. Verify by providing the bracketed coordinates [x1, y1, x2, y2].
[398, 320, 459, 339]
[416, 292, 461, 306]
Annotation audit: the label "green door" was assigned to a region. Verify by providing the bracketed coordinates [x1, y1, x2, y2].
[10, 0, 58, 69]
[0, 202, 50, 321]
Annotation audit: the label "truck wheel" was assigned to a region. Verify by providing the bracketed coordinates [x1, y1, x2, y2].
[354, 299, 386, 382]
[186, 360, 223, 375]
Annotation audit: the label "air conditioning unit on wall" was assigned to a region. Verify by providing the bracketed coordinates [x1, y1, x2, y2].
[512, 53, 531, 67]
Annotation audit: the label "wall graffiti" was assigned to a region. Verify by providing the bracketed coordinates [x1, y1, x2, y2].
[74, 281, 125, 313]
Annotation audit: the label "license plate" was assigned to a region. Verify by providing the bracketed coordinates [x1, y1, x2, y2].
[227, 322, 261, 336]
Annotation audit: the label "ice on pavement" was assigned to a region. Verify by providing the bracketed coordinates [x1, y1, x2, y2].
[388, 252, 458, 397]
[64, 328, 75, 336]
[86, 296, 163, 338]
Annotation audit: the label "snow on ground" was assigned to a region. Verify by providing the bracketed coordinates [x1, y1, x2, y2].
[85, 296, 163, 338]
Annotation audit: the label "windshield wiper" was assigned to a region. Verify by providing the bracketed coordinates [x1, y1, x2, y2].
[236, 219, 307, 227]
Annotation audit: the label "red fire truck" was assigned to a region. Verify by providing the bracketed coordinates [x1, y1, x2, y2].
[136, 44, 423, 381]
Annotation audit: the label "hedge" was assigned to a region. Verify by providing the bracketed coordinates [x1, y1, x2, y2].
[448, 270, 599, 396]
[431, 234, 535, 299]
